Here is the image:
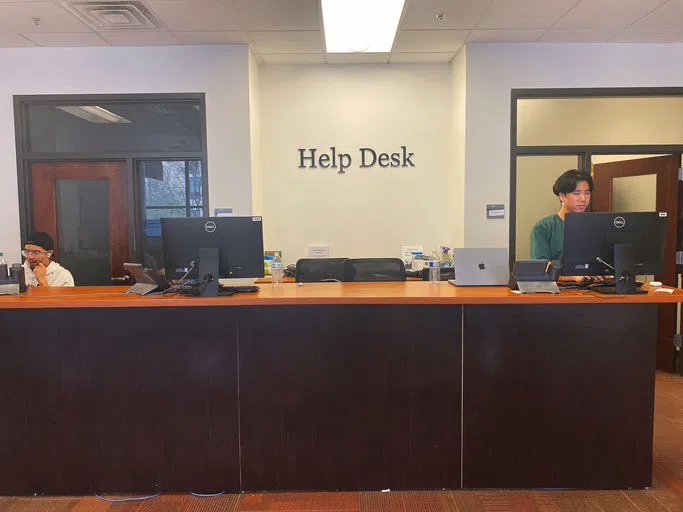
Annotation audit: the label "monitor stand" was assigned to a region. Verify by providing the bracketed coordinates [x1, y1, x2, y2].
[592, 243, 647, 295]
[198, 247, 219, 297]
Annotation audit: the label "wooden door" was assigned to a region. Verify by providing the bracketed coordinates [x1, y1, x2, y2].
[593, 154, 680, 371]
[31, 161, 129, 286]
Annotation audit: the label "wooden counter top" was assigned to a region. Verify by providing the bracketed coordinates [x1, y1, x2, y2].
[1, 281, 682, 308]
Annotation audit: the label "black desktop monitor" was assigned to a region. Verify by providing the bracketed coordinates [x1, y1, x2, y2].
[161, 216, 264, 295]
[562, 211, 667, 294]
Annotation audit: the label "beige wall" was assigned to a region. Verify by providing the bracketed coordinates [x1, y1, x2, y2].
[249, 50, 264, 217]
[259, 64, 455, 264]
[451, 48, 467, 249]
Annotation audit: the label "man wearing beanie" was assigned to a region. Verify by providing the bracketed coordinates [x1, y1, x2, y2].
[22, 232, 74, 287]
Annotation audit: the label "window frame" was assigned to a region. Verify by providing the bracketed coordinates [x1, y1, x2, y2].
[509, 87, 683, 267]
[13, 93, 209, 263]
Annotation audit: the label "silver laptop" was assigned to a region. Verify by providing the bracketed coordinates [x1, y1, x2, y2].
[450, 248, 509, 286]
[123, 263, 160, 295]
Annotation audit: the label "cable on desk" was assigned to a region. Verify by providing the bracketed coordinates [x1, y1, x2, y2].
[96, 492, 161, 502]
[146, 278, 201, 296]
[189, 490, 226, 497]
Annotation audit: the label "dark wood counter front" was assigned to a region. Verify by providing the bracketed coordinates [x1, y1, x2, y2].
[0, 283, 675, 494]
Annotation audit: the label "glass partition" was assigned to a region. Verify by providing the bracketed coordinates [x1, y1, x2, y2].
[517, 97, 683, 147]
[27, 101, 202, 153]
[138, 159, 204, 269]
[515, 155, 579, 261]
[55, 178, 111, 286]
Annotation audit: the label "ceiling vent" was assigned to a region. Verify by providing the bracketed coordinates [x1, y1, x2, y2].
[62, 1, 160, 30]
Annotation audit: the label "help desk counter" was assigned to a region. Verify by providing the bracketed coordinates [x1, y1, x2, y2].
[0, 281, 680, 494]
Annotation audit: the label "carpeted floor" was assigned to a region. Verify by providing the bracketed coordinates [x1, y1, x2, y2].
[0, 372, 680, 512]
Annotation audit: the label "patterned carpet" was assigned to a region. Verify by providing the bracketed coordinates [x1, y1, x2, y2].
[0, 372, 680, 512]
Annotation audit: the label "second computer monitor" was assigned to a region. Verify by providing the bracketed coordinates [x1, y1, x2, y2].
[562, 211, 667, 292]
[161, 216, 264, 281]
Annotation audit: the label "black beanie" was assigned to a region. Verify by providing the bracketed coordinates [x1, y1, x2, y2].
[25, 232, 55, 251]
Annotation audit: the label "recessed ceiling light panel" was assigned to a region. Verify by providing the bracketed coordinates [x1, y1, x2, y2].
[322, 0, 405, 53]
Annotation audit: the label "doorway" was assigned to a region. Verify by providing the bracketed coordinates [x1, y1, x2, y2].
[592, 154, 680, 371]
[31, 161, 129, 286]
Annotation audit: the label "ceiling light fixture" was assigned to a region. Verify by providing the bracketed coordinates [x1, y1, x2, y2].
[56, 105, 132, 124]
[322, 0, 405, 53]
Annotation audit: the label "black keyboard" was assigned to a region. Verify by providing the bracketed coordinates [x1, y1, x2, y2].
[178, 284, 259, 296]
[559, 279, 643, 290]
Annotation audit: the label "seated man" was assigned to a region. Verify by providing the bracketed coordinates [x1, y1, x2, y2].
[22, 232, 74, 287]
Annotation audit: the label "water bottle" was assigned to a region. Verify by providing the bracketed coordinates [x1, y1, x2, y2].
[429, 250, 440, 284]
[272, 252, 283, 287]
[0, 252, 7, 280]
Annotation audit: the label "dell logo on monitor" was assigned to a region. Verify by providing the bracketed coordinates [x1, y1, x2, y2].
[204, 221, 217, 233]
[614, 216, 626, 229]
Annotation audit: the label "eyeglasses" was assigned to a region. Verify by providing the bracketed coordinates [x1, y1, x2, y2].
[22, 249, 50, 257]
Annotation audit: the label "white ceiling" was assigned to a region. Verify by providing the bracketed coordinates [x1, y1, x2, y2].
[0, 0, 682, 64]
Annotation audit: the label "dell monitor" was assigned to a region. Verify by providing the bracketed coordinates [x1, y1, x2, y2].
[562, 211, 667, 294]
[161, 216, 264, 296]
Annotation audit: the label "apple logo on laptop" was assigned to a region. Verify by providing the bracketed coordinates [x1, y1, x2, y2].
[478, 262, 486, 270]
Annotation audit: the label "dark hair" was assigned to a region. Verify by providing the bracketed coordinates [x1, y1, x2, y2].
[552, 169, 594, 197]
[25, 231, 54, 251]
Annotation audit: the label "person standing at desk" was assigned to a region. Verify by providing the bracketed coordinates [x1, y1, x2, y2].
[22, 232, 74, 287]
[530, 169, 598, 283]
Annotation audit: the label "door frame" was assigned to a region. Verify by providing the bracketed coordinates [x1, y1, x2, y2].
[592, 155, 680, 372]
[13, 93, 209, 262]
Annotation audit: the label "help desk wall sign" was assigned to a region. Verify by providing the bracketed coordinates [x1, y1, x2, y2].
[298, 146, 415, 174]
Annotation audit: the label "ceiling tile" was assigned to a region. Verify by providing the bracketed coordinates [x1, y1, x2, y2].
[100, 29, 180, 45]
[630, 0, 683, 30]
[249, 30, 322, 53]
[24, 31, 108, 46]
[326, 53, 389, 64]
[554, 0, 667, 30]
[468, 29, 545, 42]
[610, 29, 683, 42]
[0, 32, 35, 46]
[393, 29, 469, 52]
[174, 30, 248, 44]
[147, 0, 242, 31]
[0, 2, 91, 33]
[540, 28, 616, 42]
[390, 52, 457, 63]
[402, 0, 491, 30]
[0, 0, 679, 51]
[484, 0, 577, 18]
[260, 53, 323, 65]
[234, 0, 319, 30]
[476, 16, 559, 29]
